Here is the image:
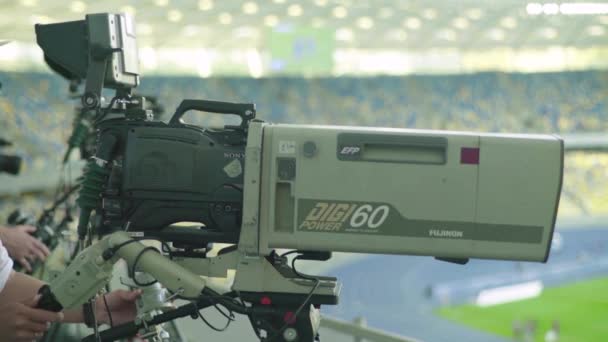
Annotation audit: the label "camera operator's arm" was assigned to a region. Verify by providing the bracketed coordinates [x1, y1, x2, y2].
[0, 239, 60, 341]
[1, 270, 140, 317]
[0, 225, 50, 272]
[0, 240, 140, 341]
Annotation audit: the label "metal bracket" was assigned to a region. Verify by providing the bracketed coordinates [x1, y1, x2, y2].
[238, 121, 265, 254]
[173, 250, 240, 278]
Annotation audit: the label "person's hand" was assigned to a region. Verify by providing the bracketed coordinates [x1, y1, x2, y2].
[0, 294, 63, 341]
[0, 225, 50, 272]
[95, 289, 142, 326]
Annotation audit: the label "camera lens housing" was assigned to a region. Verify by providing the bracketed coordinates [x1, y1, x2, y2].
[0, 154, 22, 175]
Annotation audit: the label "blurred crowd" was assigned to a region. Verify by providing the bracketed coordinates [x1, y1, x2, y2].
[0, 70, 607, 220]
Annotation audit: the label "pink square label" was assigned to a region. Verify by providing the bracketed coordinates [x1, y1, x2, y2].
[461, 147, 480, 164]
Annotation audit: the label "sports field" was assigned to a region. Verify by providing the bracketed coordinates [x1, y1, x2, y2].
[438, 277, 608, 342]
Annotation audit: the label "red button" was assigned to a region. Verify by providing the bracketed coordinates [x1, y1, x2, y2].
[461, 147, 480, 165]
[283, 311, 296, 324]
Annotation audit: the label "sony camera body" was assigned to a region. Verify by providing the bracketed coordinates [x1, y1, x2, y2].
[0, 138, 22, 175]
[85, 110, 562, 263]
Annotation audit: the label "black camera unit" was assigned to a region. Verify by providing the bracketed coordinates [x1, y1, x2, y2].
[0, 138, 22, 175]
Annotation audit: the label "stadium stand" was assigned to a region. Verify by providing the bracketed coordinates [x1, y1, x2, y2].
[1, 70, 607, 221]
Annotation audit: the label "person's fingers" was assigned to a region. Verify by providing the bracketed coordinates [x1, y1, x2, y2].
[31, 249, 45, 262]
[24, 253, 39, 268]
[114, 289, 142, 303]
[18, 225, 37, 233]
[19, 257, 32, 273]
[33, 239, 51, 257]
[30, 242, 48, 261]
[111, 289, 128, 301]
[14, 329, 43, 341]
[12, 305, 48, 340]
[122, 289, 142, 301]
[23, 294, 41, 307]
[18, 319, 48, 334]
[21, 306, 64, 324]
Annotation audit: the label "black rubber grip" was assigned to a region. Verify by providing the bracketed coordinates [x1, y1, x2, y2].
[35, 285, 63, 312]
[81, 321, 138, 342]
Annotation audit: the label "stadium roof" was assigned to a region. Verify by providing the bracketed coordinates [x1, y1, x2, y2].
[2, 0, 608, 75]
[1, 0, 608, 51]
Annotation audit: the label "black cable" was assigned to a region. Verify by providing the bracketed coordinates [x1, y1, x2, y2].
[38, 184, 80, 225]
[102, 294, 114, 327]
[213, 302, 235, 322]
[114, 237, 173, 258]
[174, 289, 242, 304]
[198, 289, 253, 316]
[130, 246, 160, 287]
[94, 95, 121, 123]
[265, 255, 320, 342]
[193, 301, 233, 332]
[91, 299, 101, 342]
[159, 240, 174, 259]
[108, 237, 175, 257]
[103, 237, 176, 286]
[82, 292, 242, 342]
[291, 256, 320, 282]
[279, 250, 299, 258]
[106, 239, 139, 256]
[210, 294, 247, 310]
[52, 164, 67, 205]
[103, 238, 172, 286]
[69, 241, 81, 261]
[100, 238, 245, 331]
[86, 225, 94, 247]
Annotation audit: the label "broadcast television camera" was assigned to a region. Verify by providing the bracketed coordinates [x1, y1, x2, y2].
[6, 186, 76, 274]
[33, 14, 563, 342]
[0, 138, 22, 175]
